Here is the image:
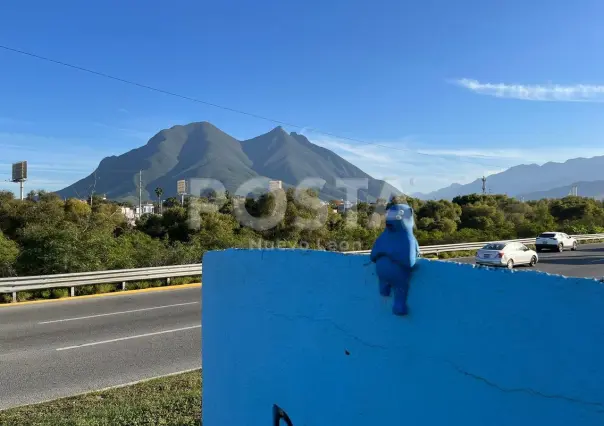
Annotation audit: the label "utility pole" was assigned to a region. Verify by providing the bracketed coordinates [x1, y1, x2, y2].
[481, 176, 487, 195]
[88, 171, 98, 209]
[138, 170, 143, 217]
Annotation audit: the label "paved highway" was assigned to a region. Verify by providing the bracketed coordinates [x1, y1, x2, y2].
[452, 242, 604, 279]
[0, 286, 201, 410]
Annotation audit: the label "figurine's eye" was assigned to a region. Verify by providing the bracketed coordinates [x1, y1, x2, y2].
[395, 214, 402, 220]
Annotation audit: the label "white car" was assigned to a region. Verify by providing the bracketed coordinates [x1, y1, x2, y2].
[475, 241, 538, 269]
[535, 232, 577, 252]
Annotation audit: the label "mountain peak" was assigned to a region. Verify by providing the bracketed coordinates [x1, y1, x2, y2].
[416, 153, 604, 200]
[57, 120, 402, 203]
[289, 131, 312, 145]
[268, 125, 288, 135]
[185, 121, 214, 128]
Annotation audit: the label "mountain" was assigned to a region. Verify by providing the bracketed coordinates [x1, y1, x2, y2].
[413, 155, 604, 200]
[57, 122, 401, 203]
[518, 180, 604, 201]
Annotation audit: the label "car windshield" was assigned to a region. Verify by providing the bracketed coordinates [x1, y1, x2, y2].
[482, 243, 506, 250]
[539, 233, 557, 238]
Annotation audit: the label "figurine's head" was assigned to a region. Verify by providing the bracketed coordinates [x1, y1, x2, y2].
[385, 203, 414, 233]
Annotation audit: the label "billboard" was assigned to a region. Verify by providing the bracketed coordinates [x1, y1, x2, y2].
[11, 161, 27, 181]
[177, 179, 186, 194]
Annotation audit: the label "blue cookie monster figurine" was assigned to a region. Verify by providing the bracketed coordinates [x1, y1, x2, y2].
[370, 203, 420, 316]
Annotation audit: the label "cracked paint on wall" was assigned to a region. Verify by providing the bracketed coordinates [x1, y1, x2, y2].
[201, 248, 604, 425]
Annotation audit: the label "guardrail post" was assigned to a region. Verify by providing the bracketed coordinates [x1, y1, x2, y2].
[167, 277, 171, 285]
[70, 287, 75, 297]
[121, 281, 126, 291]
[12, 291, 17, 303]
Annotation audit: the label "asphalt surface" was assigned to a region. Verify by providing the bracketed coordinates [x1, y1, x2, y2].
[0, 286, 201, 410]
[452, 242, 604, 279]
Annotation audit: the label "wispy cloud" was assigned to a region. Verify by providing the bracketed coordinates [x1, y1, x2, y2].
[0, 179, 72, 193]
[316, 138, 400, 165]
[0, 116, 34, 126]
[0, 132, 118, 193]
[454, 78, 604, 102]
[0, 163, 92, 174]
[304, 132, 508, 194]
[303, 130, 604, 194]
[415, 148, 526, 160]
[90, 122, 153, 141]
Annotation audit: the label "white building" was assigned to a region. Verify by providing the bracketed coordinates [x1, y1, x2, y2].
[134, 203, 155, 216]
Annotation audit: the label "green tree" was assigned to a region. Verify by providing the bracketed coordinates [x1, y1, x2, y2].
[0, 190, 15, 203]
[163, 197, 181, 208]
[64, 198, 92, 224]
[0, 231, 19, 277]
[154, 187, 164, 214]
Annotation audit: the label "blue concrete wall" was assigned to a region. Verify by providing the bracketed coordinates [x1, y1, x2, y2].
[202, 249, 604, 425]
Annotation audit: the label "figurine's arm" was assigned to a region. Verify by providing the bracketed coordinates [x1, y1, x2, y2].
[370, 244, 382, 262]
[408, 237, 419, 267]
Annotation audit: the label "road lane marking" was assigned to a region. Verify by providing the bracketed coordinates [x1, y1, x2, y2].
[38, 302, 200, 324]
[56, 325, 202, 351]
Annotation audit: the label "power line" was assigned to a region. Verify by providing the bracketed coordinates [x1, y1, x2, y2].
[0, 44, 363, 144]
[0, 44, 494, 166]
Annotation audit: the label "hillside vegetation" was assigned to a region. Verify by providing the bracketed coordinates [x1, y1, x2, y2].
[57, 121, 401, 203]
[1, 189, 604, 280]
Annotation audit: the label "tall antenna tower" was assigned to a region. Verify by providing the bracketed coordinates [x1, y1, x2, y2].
[481, 176, 487, 195]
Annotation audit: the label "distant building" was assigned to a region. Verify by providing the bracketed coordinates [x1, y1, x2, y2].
[268, 180, 282, 192]
[134, 203, 155, 216]
[333, 199, 354, 213]
[337, 201, 354, 213]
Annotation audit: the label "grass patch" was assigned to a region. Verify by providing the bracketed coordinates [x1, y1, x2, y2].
[125, 275, 198, 291]
[75, 284, 120, 296]
[0, 369, 202, 426]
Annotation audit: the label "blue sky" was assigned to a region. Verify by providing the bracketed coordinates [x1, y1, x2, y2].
[2, 0, 604, 195]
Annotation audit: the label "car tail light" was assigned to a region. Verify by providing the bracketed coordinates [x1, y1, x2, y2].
[498, 252, 504, 258]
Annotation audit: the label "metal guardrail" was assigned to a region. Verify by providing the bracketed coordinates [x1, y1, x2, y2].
[2, 233, 604, 304]
[346, 233, 604, 255]
[0, 264, 202, 303]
